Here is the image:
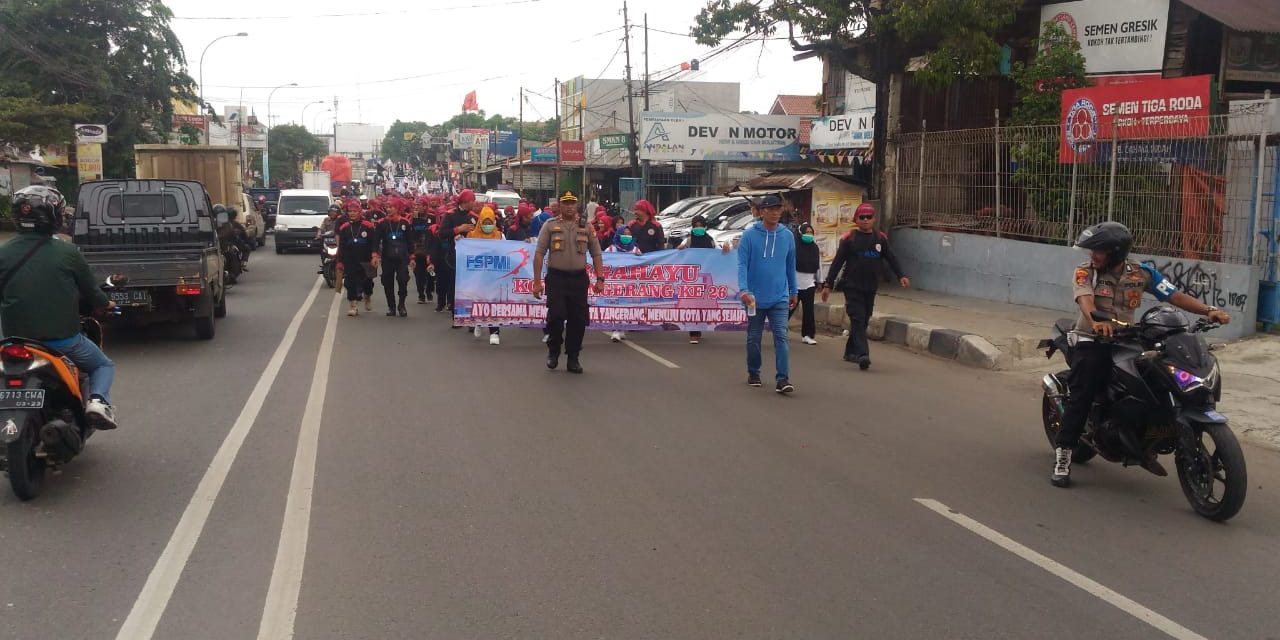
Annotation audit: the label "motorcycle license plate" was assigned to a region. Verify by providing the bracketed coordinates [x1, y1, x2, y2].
[109, 290, 151, 306]
[0, 390, 45, 409]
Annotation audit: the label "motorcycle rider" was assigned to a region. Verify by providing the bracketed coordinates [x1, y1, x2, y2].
[213, 204, 251, 277]
[1052, 221, 1232, 488]
[376, 200, 415, 317]
[336, 200, 380, 317]
[0, 186, 119, 430]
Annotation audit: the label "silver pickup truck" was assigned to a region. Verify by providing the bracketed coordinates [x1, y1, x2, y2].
[73, 180, 227, 340]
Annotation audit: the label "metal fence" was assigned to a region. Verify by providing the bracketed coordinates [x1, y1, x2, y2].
[894, 113, 1277, 265]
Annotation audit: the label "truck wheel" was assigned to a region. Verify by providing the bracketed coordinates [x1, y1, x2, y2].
[195, 315, 215, 340]
[214, 295, 227, 318]
[275, 243, 284, 255]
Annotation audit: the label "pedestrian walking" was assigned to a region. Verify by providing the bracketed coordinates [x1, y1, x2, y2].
[438, 189, 479, 326]
[678, 214, 731, 344]
[336, 203, 381, 317]
[375, 200, 414, 317]
[505, 203, 535, 242]
[791, 222, 820, 345]
[737, 194, 797, 393]
[821, 203, 909, 370]
[410, 200, 435, 304]
[531, 191, 606, 374]
[468, 206, 506, 345]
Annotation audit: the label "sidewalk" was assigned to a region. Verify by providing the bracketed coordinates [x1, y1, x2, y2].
[796, 287, 1066, 369]
[796, 286, 1279, 451]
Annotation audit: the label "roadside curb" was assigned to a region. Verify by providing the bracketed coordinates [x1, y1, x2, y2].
[792, 300, 1006, 370]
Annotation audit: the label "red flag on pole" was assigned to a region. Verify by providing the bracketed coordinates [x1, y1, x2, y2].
[462, 91, 479, 112]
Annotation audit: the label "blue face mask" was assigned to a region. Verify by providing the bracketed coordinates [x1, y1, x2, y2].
[801, 234, 815, 243]
[620, 235, 633, 245]
[691, 227, 708, 237]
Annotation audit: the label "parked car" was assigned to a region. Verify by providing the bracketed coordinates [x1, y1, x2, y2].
[238, 192, 267, 248]
[708, 209, 757, 247]
[74, 180, 227, 340]
[483, 190, 522, 211]
[657, 196, 720, 221]
[273, 189, 334, 253]
[665, 197, 752, 248]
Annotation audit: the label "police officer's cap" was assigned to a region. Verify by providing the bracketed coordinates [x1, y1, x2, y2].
[559, 191, 579, 203]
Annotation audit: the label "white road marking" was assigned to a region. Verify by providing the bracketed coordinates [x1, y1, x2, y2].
[115, 277, 325, 640]
[914, 498, 1209, 640]
[256, 291, 341, 639]
[602, 332, 680, 368]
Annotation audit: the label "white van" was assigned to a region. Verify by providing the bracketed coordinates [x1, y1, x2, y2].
[273, 189, 334, 254]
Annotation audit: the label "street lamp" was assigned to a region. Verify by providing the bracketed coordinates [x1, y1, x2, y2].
[300, 100, 326, 132]
[263, 82, 297, 186]
[198, 32, 248, 144]
[312, 109, 332, 135]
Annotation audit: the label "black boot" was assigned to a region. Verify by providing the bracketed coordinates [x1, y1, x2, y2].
[547, 350, 559, 370]
[566, 355, 583, 374]
[398, 301, 408, 317]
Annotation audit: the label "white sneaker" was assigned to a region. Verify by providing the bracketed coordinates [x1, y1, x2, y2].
[474, 326, 484, 339]
[85, 398, 118, 431]
[802, 336, 818, 345]
[541, 333, 550, 343]
[610, 331, 624, 342]
[489, 333, 500, 346]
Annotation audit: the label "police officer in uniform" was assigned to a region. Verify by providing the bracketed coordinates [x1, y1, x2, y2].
[1051, 221, 1231, 488]
[531, 191, 605, 374]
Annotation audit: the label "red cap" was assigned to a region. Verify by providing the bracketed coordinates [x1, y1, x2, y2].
[855, 203, 876, 218]
[633, 199, 656, 219]
[456, 189, 475, 204]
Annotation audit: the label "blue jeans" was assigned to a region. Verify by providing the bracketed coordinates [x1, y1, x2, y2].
[746, 302, 790, 382]
[46, 334, 115, 405]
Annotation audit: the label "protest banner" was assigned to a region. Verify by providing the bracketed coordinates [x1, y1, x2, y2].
[454, 239, 749, 331]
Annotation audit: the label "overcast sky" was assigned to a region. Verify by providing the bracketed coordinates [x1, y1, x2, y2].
[165, 0, 821, 132]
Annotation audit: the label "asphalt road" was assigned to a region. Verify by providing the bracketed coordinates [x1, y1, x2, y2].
[2, 238, 1278, 640]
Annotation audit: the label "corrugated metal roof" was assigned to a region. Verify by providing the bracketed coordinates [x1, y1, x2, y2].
[1178, 0, 1280, 33]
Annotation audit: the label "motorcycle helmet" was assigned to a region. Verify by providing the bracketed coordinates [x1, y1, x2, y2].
[12, 185, 66, 234]
[1074, 221, 1133, 270]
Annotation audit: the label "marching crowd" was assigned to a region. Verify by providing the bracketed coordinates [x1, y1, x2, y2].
[323, 186, 911, 391]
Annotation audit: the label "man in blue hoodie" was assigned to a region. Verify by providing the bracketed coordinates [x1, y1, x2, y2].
[737, 194, 798, 393]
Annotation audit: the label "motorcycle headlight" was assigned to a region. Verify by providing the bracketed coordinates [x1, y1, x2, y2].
[1204, 360, 1220, 391]
[1167, 365, 1207, 393]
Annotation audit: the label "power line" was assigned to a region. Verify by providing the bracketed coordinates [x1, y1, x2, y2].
[173, 0, 546, 20]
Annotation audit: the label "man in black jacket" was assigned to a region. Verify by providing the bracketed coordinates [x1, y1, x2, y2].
[376, 202, 415, 317]
[437, 190, 479, 323]
[821, 203, 909, 370]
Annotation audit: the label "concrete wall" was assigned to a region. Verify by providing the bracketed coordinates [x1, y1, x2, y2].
[892, 228, 1260, 341]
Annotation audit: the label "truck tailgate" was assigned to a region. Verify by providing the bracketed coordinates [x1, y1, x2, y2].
[82, 248, 207, 288]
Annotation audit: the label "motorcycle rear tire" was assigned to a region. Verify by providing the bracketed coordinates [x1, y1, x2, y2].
[1176, 422, 1247, 522]
[322, 263, 336, 289]
[7, 418, 45, 501]
[1041, 392, 1096, 464]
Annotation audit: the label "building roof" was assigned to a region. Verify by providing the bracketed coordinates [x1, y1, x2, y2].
[769, 95, 821, 116]
[1178, 0, 1280, 33]
[746, 169, 866, 192]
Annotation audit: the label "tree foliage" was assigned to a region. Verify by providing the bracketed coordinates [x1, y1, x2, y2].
[381, 120, 431, 162]
[1009, 21, 1088, 126]
[381, 113, 558, 166]
[0, 0, 196, 177]
[0, 97, 91, 150]
[268, 125, 326, 186]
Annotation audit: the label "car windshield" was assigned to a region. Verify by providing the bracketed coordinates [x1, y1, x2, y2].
[718, 211, 754, 231]
[660, 198, 707, 217]
[490, 196, 520, 209]
[279, 197, 331, 215]
[701, 201, 745, 226]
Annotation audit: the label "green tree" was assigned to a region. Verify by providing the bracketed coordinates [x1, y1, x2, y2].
[382, 120, 430, 162]
[1009, 21, 1088, 126]
[0, 97, 92, 151]
[268, 125, 326, 186]
[0, 0, 196, 178]
[692, 0, 1022, 194]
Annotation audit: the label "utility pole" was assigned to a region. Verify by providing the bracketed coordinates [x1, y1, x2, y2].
[622, 0, 640, 176]
[333, 96, 339, 157]
[642, 12, 650, 199]
[518, 87, 524, 196]
[554, 78, 561, 193]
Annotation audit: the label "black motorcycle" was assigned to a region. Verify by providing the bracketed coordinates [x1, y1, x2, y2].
[1039, 305, 1247, 521]
[318, 231, 338, 288]
[0, 280, 123, 500]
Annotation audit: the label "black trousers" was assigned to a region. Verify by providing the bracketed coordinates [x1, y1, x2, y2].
[1056, 342, 1113, 449]
[413, 254, 434, 299]
[789, 286, 817, 338]
[342, 262, 373, 302]
[843, 288, 876, 358]
[381, 257, 410, 308]
[436, 265, 455, 310]
[545, 269, 590, 358]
